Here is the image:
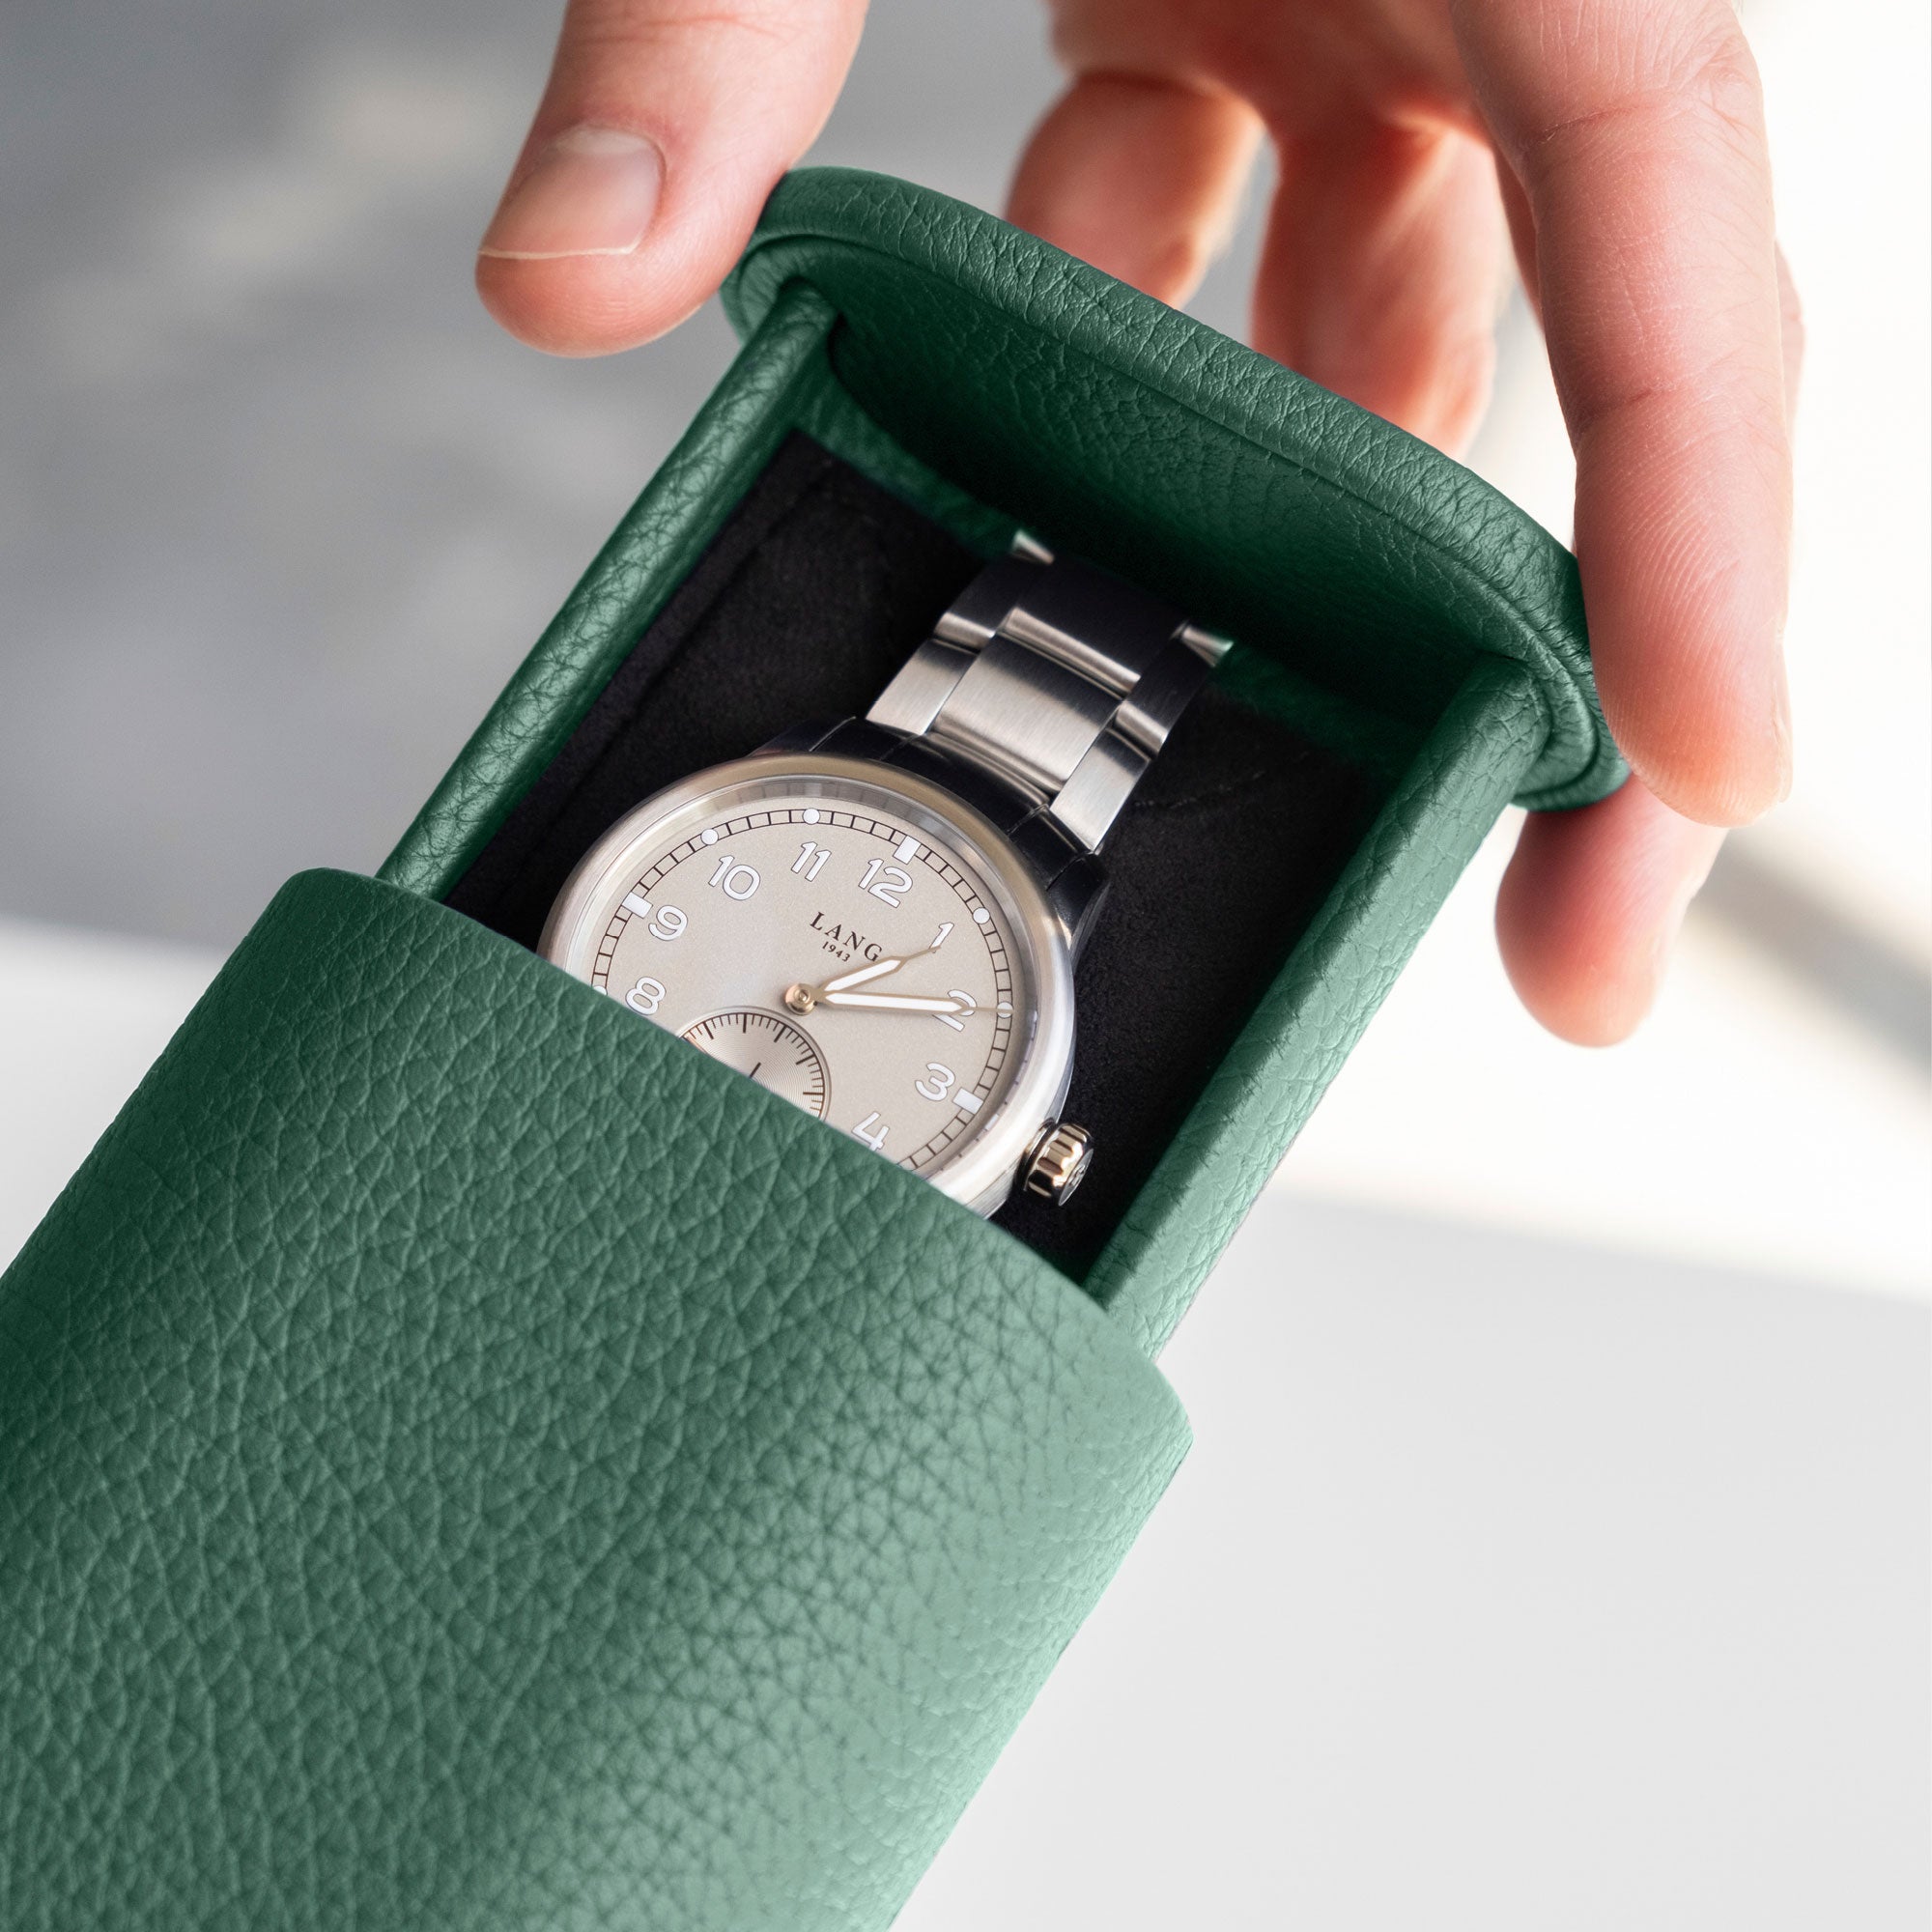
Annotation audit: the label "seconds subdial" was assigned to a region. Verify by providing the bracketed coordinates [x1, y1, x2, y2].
[678, 1009, 831, 1119]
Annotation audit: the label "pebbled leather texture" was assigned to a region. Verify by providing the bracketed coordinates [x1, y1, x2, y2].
[725, 169, 1623, 814]
[0, 870, 1188, 1930]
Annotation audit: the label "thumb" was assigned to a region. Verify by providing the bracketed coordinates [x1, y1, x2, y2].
[478, 0, 867, 356]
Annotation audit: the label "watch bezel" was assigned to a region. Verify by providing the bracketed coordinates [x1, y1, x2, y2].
[537, 751, 1078, 1216]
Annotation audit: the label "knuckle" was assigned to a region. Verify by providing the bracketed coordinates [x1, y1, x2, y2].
[1664, 19, 1769, 173]
[1669, 15, 1764, 127]
[1518, 8, 1769, 178]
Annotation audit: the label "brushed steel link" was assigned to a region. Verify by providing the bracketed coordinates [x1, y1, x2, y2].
[1113, 645, 1212, 756]
[927, 638, 1117, 798]
[867, 546, 1218, 853]
[1053, 731, 1150, 853]
[1000, 570, 1185, 690]
[865, 638, 975, 735]
[929, 555, 1040, 649]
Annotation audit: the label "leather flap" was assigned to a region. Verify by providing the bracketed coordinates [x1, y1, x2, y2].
[724, 167, 1624, 811]
[0, 868, 1189, 1932]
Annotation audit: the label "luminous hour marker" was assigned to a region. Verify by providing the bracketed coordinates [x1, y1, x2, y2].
[895, 834, 920, 863]
[955, 1090, 982, 1116]
[972, 907, 990, 923]
[701, 828, 719, 845]
[621, 893, 652, 919]
[997, 1003, 1012, 1015]
[804, 809, 819, 824]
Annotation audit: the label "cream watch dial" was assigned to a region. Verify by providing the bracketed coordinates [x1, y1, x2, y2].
[540, 756, 1075, 1209]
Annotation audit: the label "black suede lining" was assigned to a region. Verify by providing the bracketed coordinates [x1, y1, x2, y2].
[448, 436, 1378, 1275]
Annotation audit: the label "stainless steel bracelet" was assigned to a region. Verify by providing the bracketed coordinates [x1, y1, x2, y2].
[864, 543, 1228, 854]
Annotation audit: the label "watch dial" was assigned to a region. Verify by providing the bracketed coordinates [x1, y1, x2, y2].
[547, 773, 1040, 1185]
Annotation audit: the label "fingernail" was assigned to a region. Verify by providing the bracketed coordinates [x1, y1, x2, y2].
[479, 127, 662, 262]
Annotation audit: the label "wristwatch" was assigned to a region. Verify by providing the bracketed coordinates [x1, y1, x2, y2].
[539, 540, 1226, 1216]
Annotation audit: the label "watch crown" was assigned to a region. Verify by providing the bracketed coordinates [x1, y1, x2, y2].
[1021, 1121, 1094, 1207]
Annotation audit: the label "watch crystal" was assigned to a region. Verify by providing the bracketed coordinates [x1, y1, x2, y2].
[543, 768, 1050, 1195]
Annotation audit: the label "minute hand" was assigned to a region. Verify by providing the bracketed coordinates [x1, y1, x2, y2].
[815, 989, 964, 1015]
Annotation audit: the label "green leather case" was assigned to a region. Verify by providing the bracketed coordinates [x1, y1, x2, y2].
[0, 171, 1619, 1929]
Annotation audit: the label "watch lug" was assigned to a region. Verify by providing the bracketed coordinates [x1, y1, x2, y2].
[754, 720, 840, 756]
[1045, 859, 1108, 961]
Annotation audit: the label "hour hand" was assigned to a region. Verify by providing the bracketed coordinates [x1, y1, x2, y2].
[817, 955, 910, 995]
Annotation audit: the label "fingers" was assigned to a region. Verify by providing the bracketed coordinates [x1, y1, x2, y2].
[477, 0, 867, 355]
[1495, 781, 1725, 1044]
[1008, 74, 1263, 307]
[1254, 119, 1514, 456]
[1453, 0, 1793, 825]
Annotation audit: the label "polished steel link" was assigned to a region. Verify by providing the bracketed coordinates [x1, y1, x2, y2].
[867, 544, 1228, 852]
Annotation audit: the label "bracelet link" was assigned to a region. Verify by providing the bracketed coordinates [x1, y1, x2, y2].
[867, 544, 1225, 853]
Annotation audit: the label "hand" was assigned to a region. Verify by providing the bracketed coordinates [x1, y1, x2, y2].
[475, 0, 1800, 1045]
[800, 951, 930, 997]
[785, 954, 963, 1015]
[794, 990, 968, 1015]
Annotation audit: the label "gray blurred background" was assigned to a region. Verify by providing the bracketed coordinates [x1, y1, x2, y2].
[5, 0, 1216, 948]
[2, 1, 1925, 1926]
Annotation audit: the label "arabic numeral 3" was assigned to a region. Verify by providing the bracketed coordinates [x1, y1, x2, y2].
[914, 1063, 954, 1102]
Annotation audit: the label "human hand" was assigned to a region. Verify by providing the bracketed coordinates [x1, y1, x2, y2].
[475, 0, 1800, 1045]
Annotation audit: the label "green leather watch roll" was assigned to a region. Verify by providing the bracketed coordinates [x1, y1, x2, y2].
[0, 869, 1187, 1929]
[0, 171, 1620, 1929]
